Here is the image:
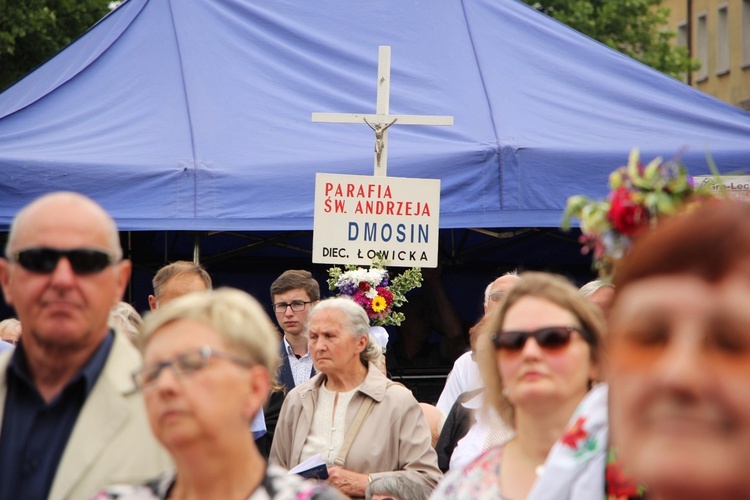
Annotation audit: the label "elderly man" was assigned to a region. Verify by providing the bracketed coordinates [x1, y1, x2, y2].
[148, 260, 212, 311]
[436, 271, 522, 414]
[579, 279, 616, 317]
[434, 272, 521, 472]
[0, 192, 170, 500]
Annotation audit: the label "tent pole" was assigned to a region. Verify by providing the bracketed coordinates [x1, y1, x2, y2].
[193, 233, 201, 264]
[127, 231, 132, 303]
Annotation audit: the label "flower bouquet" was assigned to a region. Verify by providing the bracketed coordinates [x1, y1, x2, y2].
[562, 148, 713, 279]
[327, 254, 422, 327]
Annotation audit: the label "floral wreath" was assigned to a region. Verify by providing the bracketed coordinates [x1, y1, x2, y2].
[327, 254, 422, 327]
[562, 148, 715, 279]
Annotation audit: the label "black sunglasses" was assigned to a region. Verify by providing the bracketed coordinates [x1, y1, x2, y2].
[491, 326, 589, 352]
[10, 247, 117, 275]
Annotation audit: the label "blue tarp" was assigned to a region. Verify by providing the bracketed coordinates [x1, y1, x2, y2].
[0, 0, 748, 231]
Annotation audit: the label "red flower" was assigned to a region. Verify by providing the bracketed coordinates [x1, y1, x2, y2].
[359, 281, 371, 292]
[561, 417, 588, 449]
[606, 460, 641, 498]
[607, 187, 648, 236]
[376, 287, 393, 305]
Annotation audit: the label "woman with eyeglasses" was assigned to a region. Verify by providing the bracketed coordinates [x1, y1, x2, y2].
[432, 272, 605, 499]
[92, 288, 342, 500]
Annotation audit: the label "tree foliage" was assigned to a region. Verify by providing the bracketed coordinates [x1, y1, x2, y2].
[0, 0, 698, 92]
[524, 0, 699, 78]
[0, 0, 111, 91]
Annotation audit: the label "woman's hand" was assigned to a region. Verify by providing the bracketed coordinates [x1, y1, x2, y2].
[327, 466, 370, 497]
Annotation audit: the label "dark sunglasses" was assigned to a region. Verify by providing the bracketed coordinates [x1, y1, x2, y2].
[10, 247, 117, 275]
[491, 326, 590, 352]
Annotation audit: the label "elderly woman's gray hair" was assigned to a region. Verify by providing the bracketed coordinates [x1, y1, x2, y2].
[0, 318, 21, 345]
[109, 301, 143, 343]
[365, 474, 432, 500]
[140, 287, 280, 377]
[309, 297, 381, 364]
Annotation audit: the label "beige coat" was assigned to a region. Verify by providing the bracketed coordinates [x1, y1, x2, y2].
[0, 330, 172, 500]
[270, 362, 442, 491]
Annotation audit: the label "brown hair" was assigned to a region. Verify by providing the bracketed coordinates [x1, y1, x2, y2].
[269, 270, 320, 303]
[476, 272, 605, 427]
[152, 261, 212, 300]
[614, 201, 750, 294]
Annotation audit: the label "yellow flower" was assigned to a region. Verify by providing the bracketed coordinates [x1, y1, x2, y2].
[371, 296, 387, 313]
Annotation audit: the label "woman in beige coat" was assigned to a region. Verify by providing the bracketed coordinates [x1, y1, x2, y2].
[270, 297, 442, 498]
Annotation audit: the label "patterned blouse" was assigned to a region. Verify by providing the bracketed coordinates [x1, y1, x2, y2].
[91, 464, 343, 500]
[431, 384, 644, 500]
[431, 445, 508, 500]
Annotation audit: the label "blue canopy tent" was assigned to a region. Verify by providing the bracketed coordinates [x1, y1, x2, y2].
[1, 0, 749, 386]
[0, 0, 748, 233]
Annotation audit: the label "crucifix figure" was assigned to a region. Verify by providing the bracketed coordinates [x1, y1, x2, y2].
[365, 117, 397, 168]
[313, 46, 453, 177]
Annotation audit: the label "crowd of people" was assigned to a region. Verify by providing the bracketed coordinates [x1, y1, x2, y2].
[1, 190, 750, 499]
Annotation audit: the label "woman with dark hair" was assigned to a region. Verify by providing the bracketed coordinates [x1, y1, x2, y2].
[433, 272, 604, 498]
[608, 200, 750, 499]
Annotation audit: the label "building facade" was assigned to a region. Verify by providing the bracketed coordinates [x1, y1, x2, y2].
[662, 0, 750, 110]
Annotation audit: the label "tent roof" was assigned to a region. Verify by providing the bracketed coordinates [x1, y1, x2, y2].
[1, 0, 749, 231]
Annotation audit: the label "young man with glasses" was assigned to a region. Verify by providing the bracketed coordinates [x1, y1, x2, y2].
[269, 270, 320, 393]
[0, 192, 170, 500]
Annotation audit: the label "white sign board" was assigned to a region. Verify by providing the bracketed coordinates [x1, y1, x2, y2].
[313, 173, 440, 268]
[694, 175, 750, 201]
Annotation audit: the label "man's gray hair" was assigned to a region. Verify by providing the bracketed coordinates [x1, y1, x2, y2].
[483, 270, 520, 307]
[579, 279, 614, 298]
[365, 474, 433, 500]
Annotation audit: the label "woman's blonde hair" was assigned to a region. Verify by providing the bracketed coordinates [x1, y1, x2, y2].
[140, 287, 281, 377]
[309, 297, 381, 365]
[476, 272, 605, 427]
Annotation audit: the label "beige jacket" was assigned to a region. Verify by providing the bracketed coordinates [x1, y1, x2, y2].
[270, 362, 442, 491]
[0, 330, 172, 500]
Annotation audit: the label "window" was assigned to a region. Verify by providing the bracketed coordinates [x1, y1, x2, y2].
[716, 5, 729, 75]
[696, 13, 708, 81]
[677, 22, 688, 48]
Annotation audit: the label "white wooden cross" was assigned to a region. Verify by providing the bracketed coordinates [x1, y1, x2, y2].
[312, 46, 453, 177]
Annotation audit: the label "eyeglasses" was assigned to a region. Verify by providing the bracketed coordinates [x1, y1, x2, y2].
[488, 291, 505, 303]
[9, 247, 117, 275]
[491, 326, 590, 352]
[272, 300, 313, 313]
[132, 346, 252, 390]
